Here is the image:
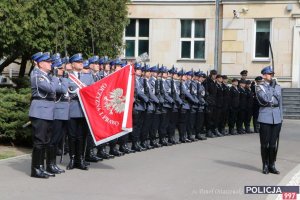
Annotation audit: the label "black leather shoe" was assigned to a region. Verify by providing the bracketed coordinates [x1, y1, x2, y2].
[109, 148, 124, 157]
[196, 134, 207, 140]
[214, 129, 223, 137]
[75, 157, 89, 170]
[54, 164, 65, 173]
[132, 142, 145, 152]
[47, 164, 61, 174]
[40, 168, 55, 177]
[85, 149, 103, 162]
[262, 163, 269, 174]
[66, 155, 75, 170]
[97, 147, 114, 159]
[206, 130, 215, 138]
[31, 165, 49, 179]
[120, 144, 135, 154]
[268, 164, 280, 174]
[150, 140, 162, 148]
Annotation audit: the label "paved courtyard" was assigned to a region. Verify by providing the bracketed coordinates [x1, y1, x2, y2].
[0, 120, 299, 200]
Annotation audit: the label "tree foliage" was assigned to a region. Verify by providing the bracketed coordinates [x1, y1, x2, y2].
[0, 0, 129, 74]
[0, 87, 32, 145]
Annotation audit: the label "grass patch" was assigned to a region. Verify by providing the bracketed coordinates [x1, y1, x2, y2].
[0, 150, 17, 160]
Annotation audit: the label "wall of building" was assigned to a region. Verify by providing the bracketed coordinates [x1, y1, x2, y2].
[222, 2, 299, 87]
[128, 1, 300, 87]
[128, 3, 216, 72]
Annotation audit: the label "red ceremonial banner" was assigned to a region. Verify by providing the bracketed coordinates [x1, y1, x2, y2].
[78, 64, 134, 146]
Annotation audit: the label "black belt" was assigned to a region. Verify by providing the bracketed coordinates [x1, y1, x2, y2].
[71, 97, 79, 101]
[31, 97, 55, 101]
[58, 99, 70, 102]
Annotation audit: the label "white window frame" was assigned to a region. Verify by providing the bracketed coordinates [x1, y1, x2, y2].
[124, 19, 149, 58]
[180, 19, 206, 60]
[253, 19, 272, 62]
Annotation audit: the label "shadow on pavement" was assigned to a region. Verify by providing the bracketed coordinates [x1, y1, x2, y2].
[214, 160, 261, 172]
[87, 162, 115, 170]
[7, 157, 31, 176]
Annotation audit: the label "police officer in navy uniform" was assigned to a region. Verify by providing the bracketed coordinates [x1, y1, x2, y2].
[47, 58, 69, 174]
[237, 79, 247, 134]
[131, 63, 148, 151]
[221, 75, 230, 135]
[203, 70, 219, 138]
[67, 53, 92, 170]
[228, 78, 240, 135]
[252, 76, 263, 133]
[240, 70, 248, 81]
[215, 74, 224, 136]
[256, 66, 283, 175]
[245, 80, 254, 133]
[29, 52, 59, 178]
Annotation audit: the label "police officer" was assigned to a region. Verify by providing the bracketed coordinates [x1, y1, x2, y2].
[236, 79, 247, 134]
[131, 63, 148, 151]
[67, 53, 92, 170]
[228, 78, 239, 135]
[177, 69, 199, 142]
[240, 70, 248, 81]
[256, 66, 282, 174]
[185, 70, 200, 141]
[221, 75, 230, 135]
[89, 56, 101, 81]
[195, 72, 207, 140]
[252, 76, 263, 133]
[158, 66, 174, 146]
[245, 80, 254, 133]
[82, 57, 103, 162]
[29, 52, 59, 178]
[148, 65, 163, 148]
[215, 75, 224, 136]
[140, 65, 159, 149]
[203, 70, 219, 137]
[48, 58, 69, 174]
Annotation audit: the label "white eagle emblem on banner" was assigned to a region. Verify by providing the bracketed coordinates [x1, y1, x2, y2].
[104, 88, 126, 115]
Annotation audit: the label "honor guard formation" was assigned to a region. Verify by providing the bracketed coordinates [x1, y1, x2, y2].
[29, 52, 283, 178]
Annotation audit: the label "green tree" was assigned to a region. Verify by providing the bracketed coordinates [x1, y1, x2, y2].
[0, 0, 129, 76]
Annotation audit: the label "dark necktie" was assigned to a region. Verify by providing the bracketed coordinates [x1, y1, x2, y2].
[78, 72, 81, 79]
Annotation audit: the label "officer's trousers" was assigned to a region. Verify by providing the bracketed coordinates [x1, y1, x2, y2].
[259, 123, 282, 148]
[178, 109, 188, 140]
[205, 106, 216, 131]
[195, 111, 205, 134]
[237, 108, 246, 131]
[159, 108, 171, 140]
[228, 107, 239, 130]
[244, 107, 253, 129]
[132, 110, 145, 143]
[151, 113, 161, 141]
[215, 106, 223, 131]
[31, 117, 52, 148]
[187, 110, 196, 137]
[51, 120, 67, 148]
[141, 112, 154, 142]
[167, 110, 179, 139]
